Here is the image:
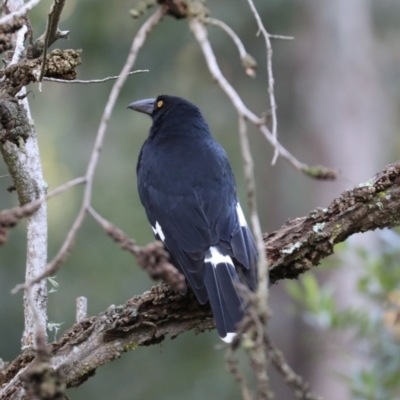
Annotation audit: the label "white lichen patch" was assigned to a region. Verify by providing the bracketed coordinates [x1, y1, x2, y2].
[282, 242, 302, 254]
[358, 179, 374, 188]
[313, 222, 326, 233]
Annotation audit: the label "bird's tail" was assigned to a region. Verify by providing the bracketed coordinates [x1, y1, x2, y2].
[204, 246, 245, 343]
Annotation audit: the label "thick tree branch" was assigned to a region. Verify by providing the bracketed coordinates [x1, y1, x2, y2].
[0, 286, 214, 399]
[2, 161, 400, 398]
[267, 161, 400, 283]
[19, 7, 164, 291]
[0, 0, 48, 350]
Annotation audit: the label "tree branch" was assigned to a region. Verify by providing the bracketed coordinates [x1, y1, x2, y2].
[205, 17, 257, 77]
[0, 0, 48, 350]
[0, 286, 214, 399]
[37, 0, 69, 85]
[245, 0, 279, 164]
[13, 7, 165, 293]
[42, 69, 149, 84]
[189, 17, 338, 180]
[267, 161, 400, 283]
[2, 160, 400, 398]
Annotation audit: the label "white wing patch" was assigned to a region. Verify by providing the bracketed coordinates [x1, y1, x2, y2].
[236, 203, 247, 227]
[221, 332, 236, 343]
[205, 246, 234, 268]
[151, 221, 165, 242]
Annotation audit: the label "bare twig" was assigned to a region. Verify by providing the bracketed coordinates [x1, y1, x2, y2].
[226, 346, 254, 400]
[205, 17, 257, 77]
[43, 69, 149, 84]
[88, 206, 186, 292]
[269, 34, 294, 40]
[38, 0, 68, 86]
[238, 116, 269, 311]
[3, 177, 86, 242]
[0, 0, 42, 26]
[189, 18, 338, 180]
[3, 160, 400, 398]
[40, 0, 67, 48]
[265, 334, 323, 400]
[12, 7, 165, 294]
[224, 288, 272, 399]
[246, 0, 279, 164]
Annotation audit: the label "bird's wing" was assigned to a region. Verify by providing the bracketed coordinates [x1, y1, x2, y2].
[139, 181, 257, 297]
[137, 139, 257, 339]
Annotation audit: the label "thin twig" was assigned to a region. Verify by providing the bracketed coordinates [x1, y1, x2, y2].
[43, 69, 149, 84]
[88, 207, 141, 257]
[269, 34, 294, 40]
[0, 0, 42, 26]
[42, 0, 67, 48]
[38, 15, 51, 85]
[2, 177, 85, 231]
[88, 206, 186, 292]
[227, 287, 272, 399]
[264, 334, 323, 400]
[206, 17, 247, 58]
[246, 0, 279, 164]
[226, 346, 254, 400]
[238, 117, 269, 307]
[12, 7, 165, 294]
[189, 19, 337, 180]
[205, 17, 256, 78]
[38, 0, 67, 86]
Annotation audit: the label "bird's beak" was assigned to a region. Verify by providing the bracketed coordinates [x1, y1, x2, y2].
[127, 98, 156, 115]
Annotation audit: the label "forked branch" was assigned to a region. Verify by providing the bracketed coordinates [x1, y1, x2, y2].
[2, 159, 400, 398]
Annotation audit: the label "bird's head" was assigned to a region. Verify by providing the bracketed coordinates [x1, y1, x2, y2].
[128, 95, 204, 128]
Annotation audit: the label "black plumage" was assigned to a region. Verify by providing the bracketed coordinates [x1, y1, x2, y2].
[128, 95, 258, 342]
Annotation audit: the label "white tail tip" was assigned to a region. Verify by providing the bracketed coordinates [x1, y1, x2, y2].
[221, 332, 236, 343]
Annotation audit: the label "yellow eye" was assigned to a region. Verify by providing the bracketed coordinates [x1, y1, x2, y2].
[157, 100, 163, 108]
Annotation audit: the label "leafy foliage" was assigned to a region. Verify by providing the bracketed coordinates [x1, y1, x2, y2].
[286, 230, 400, 400]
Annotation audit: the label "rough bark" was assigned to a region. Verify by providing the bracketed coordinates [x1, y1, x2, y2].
[1, 160, 400, 398]
[1, 0, 49, 350]
[0, 1, 82, 350]
[267, 161, 400, 282]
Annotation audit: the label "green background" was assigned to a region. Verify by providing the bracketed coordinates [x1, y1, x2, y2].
[1, 1, 400, 399]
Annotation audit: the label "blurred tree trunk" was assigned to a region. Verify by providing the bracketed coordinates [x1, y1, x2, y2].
[295, 0, 391, 398]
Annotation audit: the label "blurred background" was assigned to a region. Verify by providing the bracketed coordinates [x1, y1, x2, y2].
[1, 0, 400, 399]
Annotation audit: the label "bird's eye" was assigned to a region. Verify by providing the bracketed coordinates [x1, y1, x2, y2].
[157, 100, 163, 108]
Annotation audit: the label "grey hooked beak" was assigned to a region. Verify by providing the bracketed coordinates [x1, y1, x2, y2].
[127, 98, 156, 115]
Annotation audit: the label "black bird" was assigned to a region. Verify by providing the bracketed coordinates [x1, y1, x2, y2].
[128, 95, 258, 342]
